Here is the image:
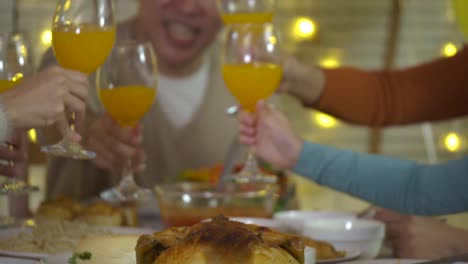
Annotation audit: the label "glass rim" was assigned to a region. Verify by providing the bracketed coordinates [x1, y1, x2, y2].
[0, 31, 31, 42]
[225, 22, 276, 29]
[154, 181, 279, 198]
[109, 40, 157, 64]
[113, 39, 152, 48]
[216, 0, 277, 11]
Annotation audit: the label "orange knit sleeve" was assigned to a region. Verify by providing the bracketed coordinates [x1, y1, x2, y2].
[315, 46, 468, 126]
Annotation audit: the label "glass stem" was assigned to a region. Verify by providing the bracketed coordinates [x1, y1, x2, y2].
[121, 159, 137, 187]
[7, 143, 14, 169]
[69, 112, 76, 132]
[239, 110, 260, 179]
[241, 146, 260, 177]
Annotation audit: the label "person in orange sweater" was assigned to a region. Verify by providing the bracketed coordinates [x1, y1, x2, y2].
[281, 45, 468, 126]
[259, 46, 468, 259]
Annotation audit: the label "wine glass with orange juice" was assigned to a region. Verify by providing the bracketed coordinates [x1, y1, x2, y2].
[97, 41, 157, 202]
[222, 23, 283, 183]
[41, 0, 115, 159]
[0, 33, 38, 195]
[217, 0, 275, 24]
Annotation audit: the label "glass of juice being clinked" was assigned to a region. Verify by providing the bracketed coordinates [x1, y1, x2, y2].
[0, 32, 38, 195]
[217, 0, 276, 24]
[97, 41, 158, 202]
[222, 23, 283, 183]
[41, 0, 116, 159]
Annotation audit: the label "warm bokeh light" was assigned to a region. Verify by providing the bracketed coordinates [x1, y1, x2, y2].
[269, 36, 277, 45]
[445, 132, 460, 152]
[320, 58, 340, 69]
[12, 72, 23, 82]
[28, 129, 37, 143]
[64, 0, 71, 11]
[41, 30, 52, 46]
[314, 112, 337, 128]
[293, 17, 317, 40]
[442, 43, 458, 57]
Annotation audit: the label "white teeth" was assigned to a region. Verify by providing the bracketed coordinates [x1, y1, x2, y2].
[167, 22, 195, 41]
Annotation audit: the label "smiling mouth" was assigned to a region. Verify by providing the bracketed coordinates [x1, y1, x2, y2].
[164, 21, 200, 44]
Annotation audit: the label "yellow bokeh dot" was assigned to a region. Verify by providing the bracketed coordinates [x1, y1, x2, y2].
[293, 17, 318, 40]
[314, 112, 337, 128]
[445, 132, 460, 152]
[12, 72, 23, 82]
[320, 58, 340, 69]
[442, 43, 457, 57]
[28, 129, 37, 143]
[41, 30, 52, 46]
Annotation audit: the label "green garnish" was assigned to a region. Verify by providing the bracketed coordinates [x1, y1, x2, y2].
[68, 251, 92, 264]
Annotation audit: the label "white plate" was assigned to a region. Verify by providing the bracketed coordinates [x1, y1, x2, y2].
[0, 226, 155, 260]
[228, 217, 285, 231]
[274, 210, 356, 234]
[0, 256, 38, 264]
[317, 250, 361, 264]
[0, 227, 47, 259]
[44, 247, 356, 264]
[43, 252, 72, 264]
[44, 235, 140, 264]
[344, 259, 425, 264]
[44, 251, 138, 264]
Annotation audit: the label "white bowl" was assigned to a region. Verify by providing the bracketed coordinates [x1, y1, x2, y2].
[274, 210, 356, 233]
[304, 218, 385, 259]
[229, 217, 284, 231]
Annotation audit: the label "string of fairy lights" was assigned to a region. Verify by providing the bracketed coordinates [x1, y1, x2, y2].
[35, 16, 462, 154]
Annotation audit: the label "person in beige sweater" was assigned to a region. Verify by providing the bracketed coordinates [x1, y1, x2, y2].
[40, 0, 238, 200]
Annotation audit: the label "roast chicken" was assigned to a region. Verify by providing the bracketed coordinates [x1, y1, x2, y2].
[135, 216, 344, 264]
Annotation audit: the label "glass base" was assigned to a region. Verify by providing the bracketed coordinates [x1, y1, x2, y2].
[100, 184, 152, 203]
[0, 178, 39, 195]
[0, 215, 15, 228]
[41, 139, 96, 160]
[0, 216, 35, 228]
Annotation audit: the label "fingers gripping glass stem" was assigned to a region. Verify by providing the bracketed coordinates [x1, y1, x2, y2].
[41, 0, 115, 160]
[41, 111, 96, 160]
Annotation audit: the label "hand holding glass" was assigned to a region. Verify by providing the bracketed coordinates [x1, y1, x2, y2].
[41, 0, 115, 159]
[222, 23, 283, 183]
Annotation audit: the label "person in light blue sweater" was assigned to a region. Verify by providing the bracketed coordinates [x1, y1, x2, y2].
[238, 101, 468, 216]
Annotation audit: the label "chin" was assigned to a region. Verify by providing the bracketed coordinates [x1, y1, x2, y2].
[159, 48, 202, 71]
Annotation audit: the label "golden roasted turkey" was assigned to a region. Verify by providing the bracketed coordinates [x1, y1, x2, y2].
[135, 216, 344, 264]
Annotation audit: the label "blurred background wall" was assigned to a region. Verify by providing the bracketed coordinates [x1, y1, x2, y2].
[0, 0, 466, 228]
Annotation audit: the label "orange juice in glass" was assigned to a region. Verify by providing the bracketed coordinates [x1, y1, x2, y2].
[0, 73, 23, 92]
[0, 80, 17, 93]
[52, 25, 115, 74]
[217, 0, 275, 24]
[221, 12, 273, 24]
[99, 85, 157, 127]
[222, 63, 282, 112]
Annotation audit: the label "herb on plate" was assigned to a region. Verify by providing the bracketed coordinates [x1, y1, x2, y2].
[68, 251, 92, 264]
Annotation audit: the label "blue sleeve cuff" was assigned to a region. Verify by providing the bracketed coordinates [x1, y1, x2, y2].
[292, 141, 322, 181]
